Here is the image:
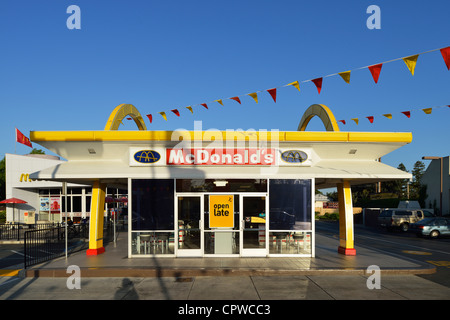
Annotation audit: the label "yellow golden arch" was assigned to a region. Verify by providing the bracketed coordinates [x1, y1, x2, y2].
[297, 104, 340, 132]
[104, 103, 339, 132]
[104, 104, 147, 131]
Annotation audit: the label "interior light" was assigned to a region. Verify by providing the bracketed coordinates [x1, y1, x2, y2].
[213, 180, 228, 187]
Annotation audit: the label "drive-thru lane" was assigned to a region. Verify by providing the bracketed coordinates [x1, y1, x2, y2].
[316, 220, 450, 288]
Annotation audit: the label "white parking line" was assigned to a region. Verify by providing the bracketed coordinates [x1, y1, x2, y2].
[10, 250, 32, 258]
[356, 234, 450, 256]
[0, 277, 20, 287]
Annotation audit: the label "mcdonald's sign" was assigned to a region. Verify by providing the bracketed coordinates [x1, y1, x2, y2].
[280, 150, 308, 164]
[20, 173, 34, 182]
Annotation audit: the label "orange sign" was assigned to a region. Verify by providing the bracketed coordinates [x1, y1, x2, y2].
[209, 195, 234, 228]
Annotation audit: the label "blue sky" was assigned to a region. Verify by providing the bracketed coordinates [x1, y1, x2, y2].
[1, 0, 449, 177]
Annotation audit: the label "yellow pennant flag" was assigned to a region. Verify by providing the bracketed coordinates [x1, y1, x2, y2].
[338, 71, 351, 84]
[215, 99, 224, 106]
[248, 92, 258, 103]
[351, 118, 359, 125]
[287, 81, 300, 91]
[159, 112, 167, 121]
[422, 108, 432, 114]
[403, 54, 419, 76]
[383, 114, 393, 119]
[186, 106, 193, 113]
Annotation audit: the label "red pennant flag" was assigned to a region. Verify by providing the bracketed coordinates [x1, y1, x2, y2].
[267, 88, 277, 102]
[15, 128, 32, 148]
[311, 78, 323, 94]
[126, 117, 132, 120]
[440, 47, 450, 70]
[366, 116, 374, 123]
[201, 103, 208, 109]
[230, 96, 241, 104]
[146, 114, 152, 123]
[368, 63, 383, 83]
[171, 109, 180, 117]
[401, 111, 411, 118]
[338, 120, 346, 125]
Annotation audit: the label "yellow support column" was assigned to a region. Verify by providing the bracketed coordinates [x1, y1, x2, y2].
[86, 181, 106, 255]
[337, 181, 356, 255]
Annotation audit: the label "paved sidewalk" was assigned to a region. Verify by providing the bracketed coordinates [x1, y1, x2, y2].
[2, 230, 448, 301]
[14, 231, 435, 278]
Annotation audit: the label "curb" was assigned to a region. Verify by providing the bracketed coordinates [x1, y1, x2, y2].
[19, 265, 436, 278]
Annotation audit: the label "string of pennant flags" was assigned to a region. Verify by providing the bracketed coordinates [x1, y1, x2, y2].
[125, 46, 450, 125]
[336, 104, 450, 126]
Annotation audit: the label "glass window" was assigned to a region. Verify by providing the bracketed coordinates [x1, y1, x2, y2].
[72, 196, 82, 212]
[50, 189, 61, 195]
[176, 179, 267, 192]
[132, 179, 174, 230]
[131, 231, 175, 255]
[70, 188, 82, 194]
[61, 196, 71, 213]
[86, 196, 91, 213]
[423, 210, 434, 218]
[269, 179, 311, 231]
[269, 231, 312, 255]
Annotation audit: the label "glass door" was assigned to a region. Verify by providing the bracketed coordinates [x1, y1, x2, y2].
[240, 195, 268, 257]
[204, 194, 240, 256]
[177, 195, 203, 257]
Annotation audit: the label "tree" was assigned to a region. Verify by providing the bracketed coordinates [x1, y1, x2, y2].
[410, 160, 427, 207]
[389, 163, 409, 198]
[30, 148, 45, 155]
[410, 161, 425, 199]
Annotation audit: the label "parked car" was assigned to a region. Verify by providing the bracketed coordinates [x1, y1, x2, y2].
[409, 218, 450, 238]
[378, 209, 435, 232]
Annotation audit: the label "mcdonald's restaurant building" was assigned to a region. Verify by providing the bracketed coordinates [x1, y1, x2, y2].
[27, 104, 412, 258]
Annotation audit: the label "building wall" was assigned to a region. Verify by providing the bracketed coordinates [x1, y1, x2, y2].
[422, 156, 450, 215]
[5, 153, 90, 223]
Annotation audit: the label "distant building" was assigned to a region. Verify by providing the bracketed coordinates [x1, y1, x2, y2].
[5, 153, 125, 223]
[421, 156, 450, 215]
[315, 194, 331, 208]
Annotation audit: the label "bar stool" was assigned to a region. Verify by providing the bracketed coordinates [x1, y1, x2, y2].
[140, 234, 151, 254]
[158, 233, 170, 254]
[273, 232, 287, 253]
[293, 233, 304, 253]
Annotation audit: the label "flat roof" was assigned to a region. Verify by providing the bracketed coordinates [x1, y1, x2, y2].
[30, 130, 412, 143]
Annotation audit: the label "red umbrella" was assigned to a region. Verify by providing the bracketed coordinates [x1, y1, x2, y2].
[0, 198, 27, 223]
[0, 197, 27, 204]
[105, 196, 128, 203]
[105, 196, 115, 203]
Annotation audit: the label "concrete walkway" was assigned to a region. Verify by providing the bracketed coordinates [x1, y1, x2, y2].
[2, 230, 450, 301]
[16, 230, 435, 278]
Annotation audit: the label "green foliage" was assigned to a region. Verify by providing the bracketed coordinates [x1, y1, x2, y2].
[316, 212, 339, 220]
[352, 161, 428, 208]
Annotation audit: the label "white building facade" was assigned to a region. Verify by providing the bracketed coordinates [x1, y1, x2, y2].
[422, 156, 450, 215]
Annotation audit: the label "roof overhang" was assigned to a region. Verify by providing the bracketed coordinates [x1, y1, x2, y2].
[29, 130, 412, 189]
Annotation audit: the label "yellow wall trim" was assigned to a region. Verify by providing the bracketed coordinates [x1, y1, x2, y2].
[30, 130, 412, 144]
